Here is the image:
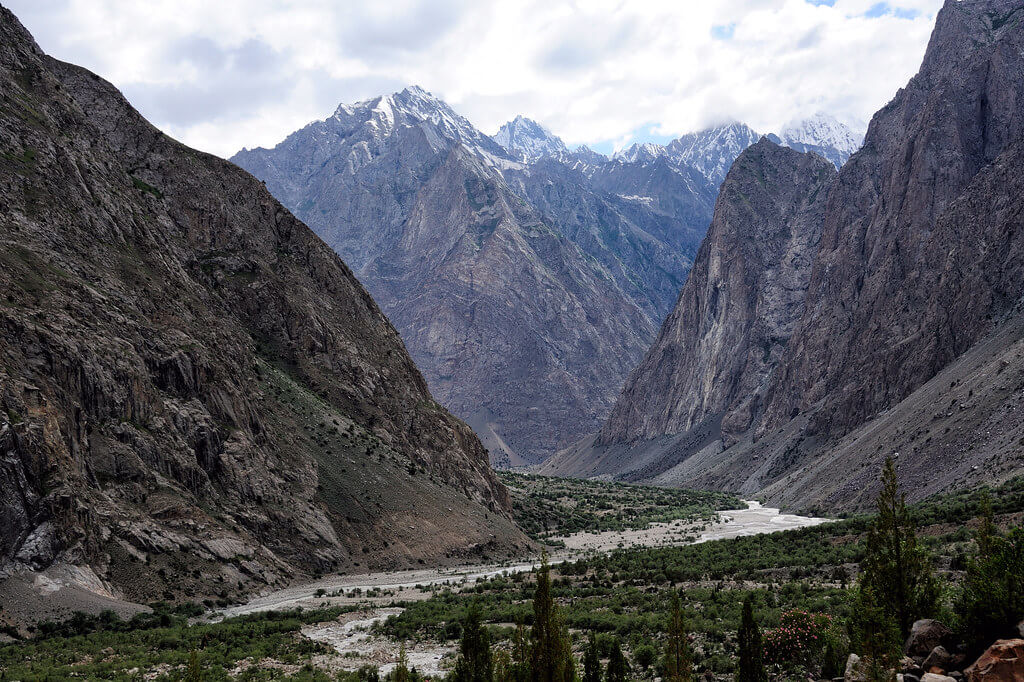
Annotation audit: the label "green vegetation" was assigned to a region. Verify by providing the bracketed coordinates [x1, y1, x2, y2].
[0, 605, 358, 681]
[131, 174, 163, 198]
[498, 472, 741, 541]
[5, 474, 1024, 680]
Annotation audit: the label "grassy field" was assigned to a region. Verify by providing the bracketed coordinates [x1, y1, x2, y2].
[497, 472, 742, 541]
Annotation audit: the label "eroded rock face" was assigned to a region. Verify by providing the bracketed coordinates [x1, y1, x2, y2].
[554, 0, 1024, 505]
[760, 0, 1024, 440]
[232, 90, 681, 465]
[596, 140, 835, 449]
[0, 8, 526, 605]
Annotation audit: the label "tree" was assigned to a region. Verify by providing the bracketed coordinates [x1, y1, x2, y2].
[451, 604, 494, 682]
[662, 593, 693, 682]
[858, 456, 939, 638]
[582, 633, 601, 682]
[605, 639, 628, 682]
[185, 650, 202, 682]
[850, 585, 901, 682]
[394, 643, 411, 682]
[955, 494, 1024, 656]
[735, 597, 766, 682]
[530, 557, 576, 682]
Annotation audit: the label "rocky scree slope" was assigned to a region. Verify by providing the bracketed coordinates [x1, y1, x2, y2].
[0, 7, 526, 609]
[548, 0, 1024, 510]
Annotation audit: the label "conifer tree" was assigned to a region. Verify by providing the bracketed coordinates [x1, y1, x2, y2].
[185, 650, 202, 682]
[394, 643, 411, 682]
[735, 597, 766, 682]
[955, 493, 1024, 656]
[530, 557, 575, 682]
[605, 639, 628, 682]
[582, 633, 601, 682]
[858, 456, 939, 638]
[662, 593, 693, 682]
[452, 604, 494, 682]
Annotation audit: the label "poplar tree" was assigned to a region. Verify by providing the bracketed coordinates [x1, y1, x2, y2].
[663, 593, 693, 682]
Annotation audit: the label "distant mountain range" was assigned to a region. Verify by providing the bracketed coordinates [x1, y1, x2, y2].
[232, 86, 861, 466]
[542, 0, 1024, 513]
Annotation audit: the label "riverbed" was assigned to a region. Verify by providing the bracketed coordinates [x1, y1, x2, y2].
[220, 502, 831, 676]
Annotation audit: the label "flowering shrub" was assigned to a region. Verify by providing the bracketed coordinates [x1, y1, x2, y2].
[762, 610, 834, 667]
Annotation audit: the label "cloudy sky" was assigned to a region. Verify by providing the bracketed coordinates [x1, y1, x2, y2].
[10, 0, 943, 158]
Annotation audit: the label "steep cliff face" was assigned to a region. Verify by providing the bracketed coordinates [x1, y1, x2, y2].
[0, 8, 526, 606]
[233, 92, 661, 464]
[598, 141, 836, 447]
[551, 0, 1024, 508]
[759, 0, 1024, 441]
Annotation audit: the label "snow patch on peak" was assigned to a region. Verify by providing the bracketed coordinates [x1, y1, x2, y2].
[493, 116, 568, 162]
[613, 142, 664, 164]
[779, 112, 863, 157]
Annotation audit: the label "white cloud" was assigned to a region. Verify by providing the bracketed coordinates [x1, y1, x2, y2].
[8, 0, 944, 157]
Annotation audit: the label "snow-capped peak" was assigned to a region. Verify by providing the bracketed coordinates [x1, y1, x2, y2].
[612, 142, 664, 164]
[329, 85, 514, 167]
[778, 112, 863, 157]
[493, 115, 568, 162]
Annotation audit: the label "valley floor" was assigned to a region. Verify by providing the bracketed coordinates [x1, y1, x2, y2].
[214, 501, 830, 676]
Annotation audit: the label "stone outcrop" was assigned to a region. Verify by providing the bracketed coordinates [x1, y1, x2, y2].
[596, 139, 835, 448]
[550, 0, 1024, 507]
[0, 6, 527, 606]
[965, 639, 1024, 682]
[232, 88, 709, 464]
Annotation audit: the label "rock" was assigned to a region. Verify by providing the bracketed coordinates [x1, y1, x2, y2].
[924, 646, 966, 674]
[902, 656, 925, 676]
[921, 675, 956, 682]
[965, 639, 1024, 682]
[906, 620, 956, 659]
[0, 6, 526, 604]
[231, 84, 706, 465]
[845, 654, 866, 682]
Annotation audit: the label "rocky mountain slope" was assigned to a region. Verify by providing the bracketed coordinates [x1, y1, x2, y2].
[0, 6, 527, 610]
[233, 96, 714, 465]
[597, 140, 836, 448]
[546, 0, 1024, 510]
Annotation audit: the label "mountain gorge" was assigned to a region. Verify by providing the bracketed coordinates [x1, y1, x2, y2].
[0, 8, 527, 609]
[546, 0, 1024, 511]
[232, 90, 859, 466]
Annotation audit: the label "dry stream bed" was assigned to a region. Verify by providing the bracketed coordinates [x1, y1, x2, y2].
[219, 502, 830, 677]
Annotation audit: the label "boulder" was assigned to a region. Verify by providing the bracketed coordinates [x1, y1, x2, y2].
[845, 654, 866, 682]
[900, 656, 925, 676]
[923, 646, 965, 674]
[906, 620, 955, 658]
[965, 639, 1024, 682]
[921, 675, 956, 682]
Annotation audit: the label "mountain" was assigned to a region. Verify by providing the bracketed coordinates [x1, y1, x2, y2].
[493, 115, 568, 162]
[772, 113, 863, 169]
[0, 7, 527, 611]
[545, 0, 1024, 510]
[613, 142, 664, 165]
[233, 89, 661, 466]
[663, 123, 764, 185]
[599, 140, 836, 448]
